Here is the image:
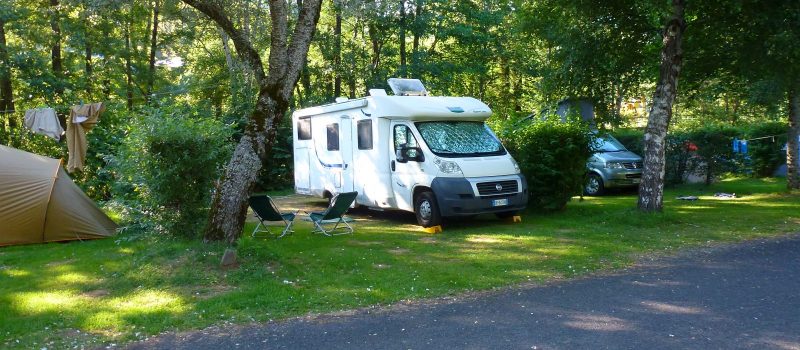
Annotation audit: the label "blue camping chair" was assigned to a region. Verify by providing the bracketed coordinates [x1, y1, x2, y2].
[249, 195, 298, 238]
[304, 191, 358, 236]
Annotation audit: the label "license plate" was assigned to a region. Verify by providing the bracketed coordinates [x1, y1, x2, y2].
[492, 198, 509, 207]
[632, 178, 641, 184]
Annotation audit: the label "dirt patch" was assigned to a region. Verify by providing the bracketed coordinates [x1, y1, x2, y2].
[387, 248, 410, 255]
[82, 289, 111, 298]
[347, 240, 384, 246]
[45, 259, 76, 267]
[192, 284, 236, 300]
[418, 236, 438, 244]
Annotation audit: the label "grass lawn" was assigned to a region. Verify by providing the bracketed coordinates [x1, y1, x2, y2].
[1, 177, 798, 348]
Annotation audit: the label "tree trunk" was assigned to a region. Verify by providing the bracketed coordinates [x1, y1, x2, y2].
[368, 21, 383, 90]
[0, 17, 15, 142]
[124, 24, 134, 110]
[398, 0, 407, 77]
[218, 28, 235, 75]
[334, 0, 342, 98]
[50, 0, 64, 99]
[146, 0, 160, 103]
[182, 0, 323, 244]
[788, 82, 800, 190]
[0, 17, 14, 114]
[637, 0, 685, 212]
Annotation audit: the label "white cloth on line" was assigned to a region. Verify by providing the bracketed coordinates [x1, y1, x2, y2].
[24, 108, 64, 141]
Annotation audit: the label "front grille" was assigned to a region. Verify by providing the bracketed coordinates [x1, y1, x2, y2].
[476, 180, 518, 196]
[622, 161, 643, 170]
[626, 173, 642, 179]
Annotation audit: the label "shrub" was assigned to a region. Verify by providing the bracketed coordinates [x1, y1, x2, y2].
[501, 116, 595, 211]
[114, 106, 233, 238]
[686, 124, 740, 184]
[746, 122, 788, 177]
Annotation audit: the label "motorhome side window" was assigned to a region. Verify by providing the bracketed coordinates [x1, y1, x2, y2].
[357, 120, 373, 150]
[327, 123, 339, 151]
[297, 118, 311, 140]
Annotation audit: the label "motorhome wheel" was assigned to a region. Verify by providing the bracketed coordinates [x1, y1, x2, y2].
[415, 191, 442, 227]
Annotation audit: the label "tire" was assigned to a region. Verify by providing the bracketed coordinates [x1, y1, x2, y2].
[584, 173, 605, 196]
[495, 211, 517, 219]
[414, 191, 442, 227]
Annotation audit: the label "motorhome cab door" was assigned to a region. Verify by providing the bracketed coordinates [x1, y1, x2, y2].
[390, 121, 421, 211]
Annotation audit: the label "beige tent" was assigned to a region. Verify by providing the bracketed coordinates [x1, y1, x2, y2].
[0, 145, 117, 246]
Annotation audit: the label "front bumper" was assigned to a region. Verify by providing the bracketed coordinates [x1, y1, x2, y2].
[599, 168, 642, 188]
[430, 175, 528, 217]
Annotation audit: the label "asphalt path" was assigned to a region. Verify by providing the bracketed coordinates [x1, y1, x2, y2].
[128, 236, 800, 350]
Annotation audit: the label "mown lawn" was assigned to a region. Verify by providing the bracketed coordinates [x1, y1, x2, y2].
[0, 178, 797, 348]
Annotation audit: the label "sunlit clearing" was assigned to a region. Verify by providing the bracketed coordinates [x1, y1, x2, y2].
[56, 272, 92, 284]
[466, 236, 503, 244]
[112, 290, 186, 314]
[14, 291, 80, 314]
[2, 268, 30, 277]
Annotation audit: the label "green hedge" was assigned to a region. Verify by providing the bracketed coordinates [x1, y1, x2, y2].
[114, 106, 233, 238]
[500, 117, 595, 211]
[611, 122, 789, 184]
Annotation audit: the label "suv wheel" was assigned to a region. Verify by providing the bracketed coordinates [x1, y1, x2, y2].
[584, 173, 604, 196]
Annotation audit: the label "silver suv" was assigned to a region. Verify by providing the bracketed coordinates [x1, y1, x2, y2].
[584, 135, 643, 195]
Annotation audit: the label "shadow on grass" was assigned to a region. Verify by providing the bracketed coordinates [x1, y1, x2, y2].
[0, 178, 797, 349]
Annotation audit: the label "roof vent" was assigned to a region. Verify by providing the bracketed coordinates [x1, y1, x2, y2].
[387, 78, 428, 96]
[369, 89, 388, 97]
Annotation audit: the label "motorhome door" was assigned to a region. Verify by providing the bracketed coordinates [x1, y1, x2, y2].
[339, 116, 355, 192]
[390, 121, 419, 212]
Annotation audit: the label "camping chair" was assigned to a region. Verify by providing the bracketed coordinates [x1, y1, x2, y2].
[249, 195, 298, 238]
[304, 191, 358, 236]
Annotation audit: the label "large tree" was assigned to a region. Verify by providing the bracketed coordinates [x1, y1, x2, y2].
[637, 0, 685, 211]
[182, 0, 323, 243]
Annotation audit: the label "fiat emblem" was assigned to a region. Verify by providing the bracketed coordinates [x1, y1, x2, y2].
[496, 184, 503, 191]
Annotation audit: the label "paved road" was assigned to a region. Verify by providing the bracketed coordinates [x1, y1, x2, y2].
[129, 236, 800, 350]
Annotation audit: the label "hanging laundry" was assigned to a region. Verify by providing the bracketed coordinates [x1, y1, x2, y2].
[66, 102, 106, 173]
[71, 103, 91, 124]
[23, 108, 64, 141]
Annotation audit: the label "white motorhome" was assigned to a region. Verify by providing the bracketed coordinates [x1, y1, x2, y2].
[292, 79, 527, 227]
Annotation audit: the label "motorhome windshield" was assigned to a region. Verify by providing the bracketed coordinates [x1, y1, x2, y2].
[415, 121, 506, 157]
[595, 135, 627, 152]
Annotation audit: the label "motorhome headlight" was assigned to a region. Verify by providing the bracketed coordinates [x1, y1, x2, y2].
[605, 161, 625, 169]
[434, 157, 463, 175]
[510, 157, 521, 174]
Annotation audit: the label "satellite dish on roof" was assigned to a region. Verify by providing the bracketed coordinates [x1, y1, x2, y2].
[388, 78, 428, 96]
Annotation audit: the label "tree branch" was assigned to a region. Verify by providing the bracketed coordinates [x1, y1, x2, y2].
[282, 0, 322, 99]
[182, 0, 266, 85]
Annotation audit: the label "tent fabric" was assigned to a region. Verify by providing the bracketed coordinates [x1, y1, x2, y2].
[0, 145, 116, 246]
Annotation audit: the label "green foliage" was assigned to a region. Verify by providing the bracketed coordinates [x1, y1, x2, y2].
[500, 116, 595, 211]
[746, 122, 788, 177]
[114, 105, 233, 238]
[686, 124, 741, 184]
[612, 122, 789, 184]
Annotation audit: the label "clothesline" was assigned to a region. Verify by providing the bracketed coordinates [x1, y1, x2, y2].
[739, 134, 783, 142]
[0, 82, 223, 113]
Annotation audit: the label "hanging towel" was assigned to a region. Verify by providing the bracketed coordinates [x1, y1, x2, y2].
[23, 108, 64, 141]
[66, 102, 106, 173]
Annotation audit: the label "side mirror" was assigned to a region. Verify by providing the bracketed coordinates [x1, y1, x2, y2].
[403, 147, 425, 162]
[396, 145, 425, 163]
